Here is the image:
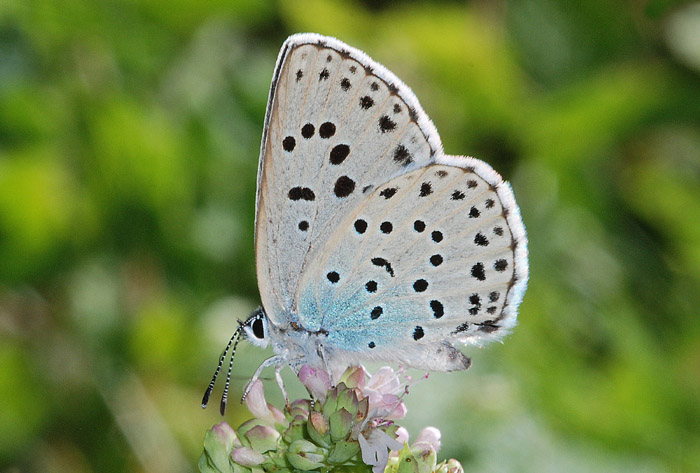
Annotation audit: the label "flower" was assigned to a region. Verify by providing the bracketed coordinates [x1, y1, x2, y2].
[359, 429, 403, 473]
[298, 365, 332, 401]
[413, 427, 441, 453]
[243, 379, 285, 424]
[199, 365, 464, 473]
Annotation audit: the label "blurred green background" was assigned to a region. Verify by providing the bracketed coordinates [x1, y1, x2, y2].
[2, 0, 700, 471]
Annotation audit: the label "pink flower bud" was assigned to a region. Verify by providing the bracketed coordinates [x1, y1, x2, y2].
[244, 380, 285, 424]
[413, 426, 441, 452]
[298, 365, 331, 401]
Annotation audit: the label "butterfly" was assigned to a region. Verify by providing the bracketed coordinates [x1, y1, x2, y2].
[203, 33, 528, 414]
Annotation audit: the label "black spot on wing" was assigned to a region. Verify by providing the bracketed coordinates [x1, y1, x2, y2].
[471, 263, 486, 281]
[301, 123, 314, 139]
[430, 254, 443, 266]
[329, 144, 350, 165]
[430, 300, 444, 319]
[474, 233, 489, 247]
[413, 279, 428, 292]
[371, 257, 395, 277]
[494, 259, 508, 272]
[393, 145, 413, 166]
[288, 187, 315, 201]
[334, 176, 355, 198]
[354, 219, 367, 234]
[379, 187, 398, 199]
[283, 136, 296, 152]
[378, 115, 396, 133]
[413, 326, 424, 340]
[319, 122, 336, 138]
[360, 96, 374, 109]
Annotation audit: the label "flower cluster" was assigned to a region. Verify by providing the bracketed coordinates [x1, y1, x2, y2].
[199, 366, 464, 473]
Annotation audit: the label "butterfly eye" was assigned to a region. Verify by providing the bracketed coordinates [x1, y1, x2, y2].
[252, 317, 265, 339]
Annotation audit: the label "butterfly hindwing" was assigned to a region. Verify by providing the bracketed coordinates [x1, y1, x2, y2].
[296, 162, 526, 368]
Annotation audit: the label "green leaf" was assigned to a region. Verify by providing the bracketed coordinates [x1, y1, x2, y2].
[327, 439, 361, 464]
[397, 445, 419, 473]
[329, 408, 354, 442]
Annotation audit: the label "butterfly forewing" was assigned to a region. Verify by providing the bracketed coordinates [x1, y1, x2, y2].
[257, 37, 437, 323]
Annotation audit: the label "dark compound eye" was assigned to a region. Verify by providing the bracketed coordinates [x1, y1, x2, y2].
[252, 317, 264, 339]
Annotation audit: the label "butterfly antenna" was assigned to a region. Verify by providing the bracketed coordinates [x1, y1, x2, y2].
[201, 326, 241, 410]
[219, 324, 244, 415]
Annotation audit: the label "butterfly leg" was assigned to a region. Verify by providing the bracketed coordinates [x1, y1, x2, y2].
[316, 343, 335, 387]
[241, 355, 284, 402]
[274, 364, 290, 409]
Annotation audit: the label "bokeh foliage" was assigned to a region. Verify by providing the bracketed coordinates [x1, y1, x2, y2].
[1, 0, 700, 472]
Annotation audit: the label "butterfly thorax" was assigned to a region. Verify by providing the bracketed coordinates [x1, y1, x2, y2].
[265, 316, 331, 371]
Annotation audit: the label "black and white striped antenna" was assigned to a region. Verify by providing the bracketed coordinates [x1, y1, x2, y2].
[201, 323, 244, 415]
